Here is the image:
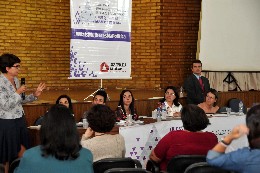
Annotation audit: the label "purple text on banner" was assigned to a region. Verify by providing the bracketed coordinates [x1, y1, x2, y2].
[71, 29, 131, 42]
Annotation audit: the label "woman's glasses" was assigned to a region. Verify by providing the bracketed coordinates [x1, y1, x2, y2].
[11, 65, 21, 69]
[165, 92, 175, 96]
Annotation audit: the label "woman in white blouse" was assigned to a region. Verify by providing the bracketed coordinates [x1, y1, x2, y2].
[160, 86, 182, 117]
[0, 53, 45, 173]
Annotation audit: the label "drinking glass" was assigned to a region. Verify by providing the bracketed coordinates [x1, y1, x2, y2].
[226, 107, 231, 116]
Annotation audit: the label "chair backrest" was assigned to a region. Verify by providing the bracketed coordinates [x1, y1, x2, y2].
[166, 155, 206, 173]
[184, 162, 233, 173]
[228, 98, 246, 113]
[217, 106, 228, 113]
[93, 157, 142, 173]
[8, 158, 20, 173]
[104, 168, 151, 173]
[146, 159, 160, 173]
[34, 115, 44, 126]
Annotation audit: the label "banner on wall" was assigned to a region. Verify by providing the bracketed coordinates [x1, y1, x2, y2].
[70, 0, 132, 79]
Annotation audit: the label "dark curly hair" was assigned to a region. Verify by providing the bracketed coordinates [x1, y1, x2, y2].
[87, 104, 116, 133]
[117, 90, 135, 116]
[246, 104, 260, 149]
[40, 104, 81, 160]
[0, 53, 21, 73]
[94, 89, 107, 103]
[160, 86, 180, 106]
[181, 104, 210, 132]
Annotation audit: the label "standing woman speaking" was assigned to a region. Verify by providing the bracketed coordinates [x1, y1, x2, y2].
[0, 53, 46, 173]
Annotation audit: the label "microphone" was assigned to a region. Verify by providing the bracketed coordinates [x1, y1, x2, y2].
[21, 78, 25, 100]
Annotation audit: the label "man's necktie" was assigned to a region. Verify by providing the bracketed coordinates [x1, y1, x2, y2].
[199, 77, 204, 91]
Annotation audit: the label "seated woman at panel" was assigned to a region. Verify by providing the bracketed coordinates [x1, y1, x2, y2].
[81, 104, 125, 162]
[159, 86, 182, 117]
[15, 104, 93, 173]
[198, 88, 219, 114]
[56, 94, 74, 116]
[149, 104, 218, 171]
[34, 94, 74, 125]
[207, 105, 260, 173]
[115, 89, 138, 121]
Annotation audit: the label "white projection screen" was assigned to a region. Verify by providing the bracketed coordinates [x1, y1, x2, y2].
[199, 0, 260, 71]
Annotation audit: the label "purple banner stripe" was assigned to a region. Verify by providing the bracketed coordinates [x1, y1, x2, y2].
[71, 28, 131, 42]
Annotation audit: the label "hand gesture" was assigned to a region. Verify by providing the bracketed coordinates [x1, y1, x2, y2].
[84, 127, 94, 138]
[34, 83, 46, 97]
[16, 85, 27, 95]
[230, 124, 249, 140]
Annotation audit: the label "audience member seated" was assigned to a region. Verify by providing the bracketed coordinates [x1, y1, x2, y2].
[56, 94, 74, 116]
[14, 104, 93, 173]
[81, 104, 125, 162]
[149, 104, 218, 171]
[198, 88, 219, 114]
[115, 90, 138, 121]
[207, 104, 260, 173]
[159, 86, 182, 117]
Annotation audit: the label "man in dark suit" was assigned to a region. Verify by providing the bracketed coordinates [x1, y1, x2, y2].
[184, 60, 210, 105]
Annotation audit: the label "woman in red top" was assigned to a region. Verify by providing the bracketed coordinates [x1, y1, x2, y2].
[149, 104, 218, 171]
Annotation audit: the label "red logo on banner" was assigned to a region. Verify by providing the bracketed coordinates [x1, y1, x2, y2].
[100, 62, 109, 72]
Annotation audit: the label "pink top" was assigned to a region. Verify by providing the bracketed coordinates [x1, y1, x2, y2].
[154, 130, 218, 171]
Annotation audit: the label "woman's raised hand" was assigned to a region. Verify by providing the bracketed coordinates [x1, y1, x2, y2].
[34, 83, 46, 97]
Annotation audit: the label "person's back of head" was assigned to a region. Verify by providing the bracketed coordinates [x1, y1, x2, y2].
[87, 104, 116, 133]
[246, 104, 260, 149]
[181, 104, 210, 132]
[40, 104, 81, 160]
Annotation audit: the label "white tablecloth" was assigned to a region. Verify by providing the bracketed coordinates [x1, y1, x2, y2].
[119, 115, 247, 166]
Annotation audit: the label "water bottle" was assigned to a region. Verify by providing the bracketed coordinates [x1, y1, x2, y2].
[156, 107, 161, 122]
[83, 118, 88, 129]
[161, 102, 167, 119]
[179, 86, 184, 98]
[161, 102, 166, 113]
[238, 101, 244, 116]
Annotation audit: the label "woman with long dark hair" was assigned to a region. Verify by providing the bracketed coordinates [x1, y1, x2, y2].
[115, 89, 138, 121]
[15, 104, 93, 173]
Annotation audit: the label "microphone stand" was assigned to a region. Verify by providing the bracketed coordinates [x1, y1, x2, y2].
[223, 72, 242, 91]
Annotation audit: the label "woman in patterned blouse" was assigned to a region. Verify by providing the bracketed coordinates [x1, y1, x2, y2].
[0, 53, 45, 173]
